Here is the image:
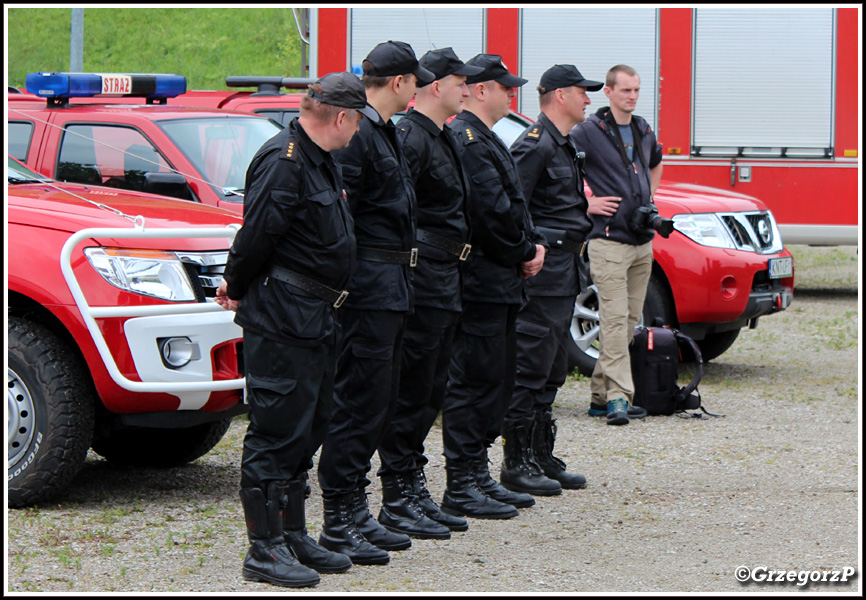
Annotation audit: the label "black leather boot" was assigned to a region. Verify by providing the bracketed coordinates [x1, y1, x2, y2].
[378, 474, 451, 539]
[318, 493, 390, 565]
[471, 452, 535, 508]
[500, 418, 562, 496]
[282, 479, 352, 574]
[239, 482, 320, 587]
[440, 459, 519, 520]
[351, 489, 412, 551]
[531, 410, 587, 490]
[409, 468, 469, 532]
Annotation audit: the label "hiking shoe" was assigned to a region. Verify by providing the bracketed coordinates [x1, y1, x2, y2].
[589, 402, 647, 419]
[606, 398, 630, 426]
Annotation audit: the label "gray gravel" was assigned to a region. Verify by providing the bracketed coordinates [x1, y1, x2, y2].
[5, 245, 860, 594]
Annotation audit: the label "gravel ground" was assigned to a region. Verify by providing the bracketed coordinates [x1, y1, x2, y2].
[5, 245, 860, 595]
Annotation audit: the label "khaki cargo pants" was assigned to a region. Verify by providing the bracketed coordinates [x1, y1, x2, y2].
[587, 238, 653, 405]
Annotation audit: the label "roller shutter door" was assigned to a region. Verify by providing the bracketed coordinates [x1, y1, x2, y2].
[349, 8, 484, 73]
[693, 7, 835, 156]
[520, 8, 658, 128]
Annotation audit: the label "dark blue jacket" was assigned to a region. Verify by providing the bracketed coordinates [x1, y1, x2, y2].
[570, 107, 663, 246]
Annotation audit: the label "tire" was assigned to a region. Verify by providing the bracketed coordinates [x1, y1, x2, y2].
[91, 417, 233, 467]
[7, 318, 95, 508]
[695, 329, 741, 362]
[566, 274, 676, 376]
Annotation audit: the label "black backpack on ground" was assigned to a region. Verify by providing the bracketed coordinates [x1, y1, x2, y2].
[629, 324, 721, 418]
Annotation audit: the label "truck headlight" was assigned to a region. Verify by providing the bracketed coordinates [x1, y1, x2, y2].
[672, 214, 735, 249]
[84, 248, 196, 301]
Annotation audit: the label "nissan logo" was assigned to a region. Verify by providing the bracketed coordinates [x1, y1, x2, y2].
[757, 219, 771, 244]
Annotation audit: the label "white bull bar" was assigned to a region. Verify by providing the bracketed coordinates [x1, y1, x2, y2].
[60, 222, 246, 394]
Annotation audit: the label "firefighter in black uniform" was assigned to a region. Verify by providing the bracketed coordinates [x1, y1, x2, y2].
[215, 72, 373, 587]
[440, 54, 549, 520]
[376, 47, 484, 537]
[507, 64, 603, 493]
[316, 41, 436, 566]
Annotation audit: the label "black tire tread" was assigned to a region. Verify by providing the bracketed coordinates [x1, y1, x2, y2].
[7, 318, 95, 508]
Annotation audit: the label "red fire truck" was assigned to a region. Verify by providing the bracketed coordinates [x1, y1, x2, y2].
[306, 6, 859, 246]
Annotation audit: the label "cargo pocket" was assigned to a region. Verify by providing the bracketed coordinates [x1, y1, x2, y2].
[515, 319, 552, 386]
[342, 342, 394, 415]
[458, 319, 503, 383]
[245, 373, 298, 436]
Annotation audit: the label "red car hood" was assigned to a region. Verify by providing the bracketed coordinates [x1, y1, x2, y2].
[8, 182, 242, 249]
[653, 181, 769, 216]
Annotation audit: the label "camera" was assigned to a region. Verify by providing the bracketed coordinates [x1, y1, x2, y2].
[629, 202, 674, 238]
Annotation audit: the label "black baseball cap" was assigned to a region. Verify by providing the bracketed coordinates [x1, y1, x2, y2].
[464, 54, 528, 87]
[417, 47, 485, 87]
[363, 40, 435, 84]
[309, 72, 379, 120]
[538, 64, 603, 93]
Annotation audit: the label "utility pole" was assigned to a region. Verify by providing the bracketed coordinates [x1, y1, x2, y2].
[70, 8, 84, 71]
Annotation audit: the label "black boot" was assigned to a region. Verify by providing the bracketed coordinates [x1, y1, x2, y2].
[440, 459, 519, 520]
[409, 468, 469, 532]
[531, 410, 587, 490]
[351, 489, 412, 551]
[500, 419, 562, 496]
[282, 479, 352, 574]
[471, 451, 535, 508]
[319, 493, 390, 566]
[239, 482, 320, 588]
[378, 474, 451, 539]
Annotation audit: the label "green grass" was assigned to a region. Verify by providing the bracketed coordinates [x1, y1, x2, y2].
[7, 7, 305, 90]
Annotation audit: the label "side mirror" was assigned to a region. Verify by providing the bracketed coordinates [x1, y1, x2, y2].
[142, 172, 194, 201]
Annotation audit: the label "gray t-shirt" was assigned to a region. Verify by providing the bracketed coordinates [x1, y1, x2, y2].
[618, 123, 635, 162]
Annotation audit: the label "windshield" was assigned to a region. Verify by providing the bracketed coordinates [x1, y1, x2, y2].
[8, 156, 52, 184]
[157, 116, 280, 200]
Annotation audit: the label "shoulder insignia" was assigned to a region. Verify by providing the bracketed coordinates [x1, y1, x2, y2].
[280, 137, 298, 161]
[462, 127, 480, 145]
[526, 127, 542, 140]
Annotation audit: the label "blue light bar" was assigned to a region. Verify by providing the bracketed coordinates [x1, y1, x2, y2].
[25, 72, 187, 100]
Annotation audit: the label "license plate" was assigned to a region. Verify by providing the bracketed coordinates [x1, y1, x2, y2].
[768, 257, 794, 279]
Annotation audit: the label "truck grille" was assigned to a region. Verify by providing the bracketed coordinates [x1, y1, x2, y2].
[718, 211, 782, 254]
[176, 251, 229, 300]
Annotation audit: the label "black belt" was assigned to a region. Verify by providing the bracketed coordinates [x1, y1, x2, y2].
[266, 265, 349, 308]
[537, 226, 586, 254]
[357, 246, 418, 267]
[417, 229, 472, 261]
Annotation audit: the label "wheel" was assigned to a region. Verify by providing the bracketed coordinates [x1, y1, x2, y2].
[7, 318, 95, 508]
[566, 273, 676, 376]
[91, 418, 233, 467]
[695, 329, 741, 361]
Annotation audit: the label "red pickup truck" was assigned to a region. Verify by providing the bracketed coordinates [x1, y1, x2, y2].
[7, 155, 246, 508]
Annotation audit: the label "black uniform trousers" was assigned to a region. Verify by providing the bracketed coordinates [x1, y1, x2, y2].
[505, 294, 577, 423]
[442, 301, 520, 462]
[240, 330, 336, 490]
[377, 306, 460, 476]
[317, 308, 406, 498]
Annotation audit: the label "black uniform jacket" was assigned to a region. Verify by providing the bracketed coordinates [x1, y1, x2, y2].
[397, 108, 470, 312]
[511, 112, 591, 297]
[569, 107, 663, 246]
[224, 119, 356, 346]
[333, 107, 416, 312]
[449, 110, 547, 305]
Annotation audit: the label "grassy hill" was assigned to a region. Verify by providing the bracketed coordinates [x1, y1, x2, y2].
[6, 7, 304, 90]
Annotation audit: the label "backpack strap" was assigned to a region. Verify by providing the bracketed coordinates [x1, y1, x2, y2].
[671, 329, 726, 418]
[672, 329, 703, 406]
